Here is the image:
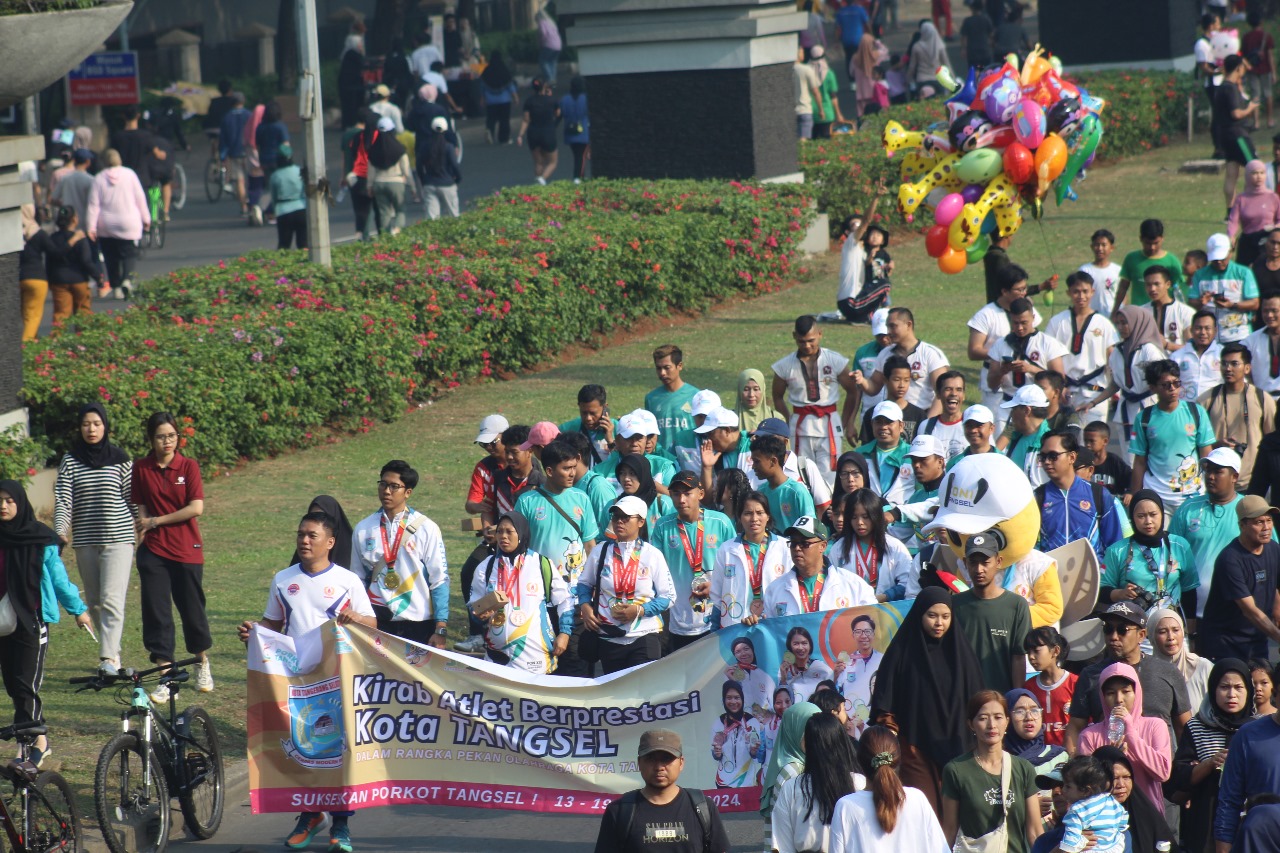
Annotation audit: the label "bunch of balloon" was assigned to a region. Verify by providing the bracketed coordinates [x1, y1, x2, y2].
[880, 47, 1105, 275]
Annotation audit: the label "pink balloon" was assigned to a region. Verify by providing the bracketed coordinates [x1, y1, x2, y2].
[934, 193, 966, 227]
[1012, 98, 1046, 149]
[961, 183, 985, 203]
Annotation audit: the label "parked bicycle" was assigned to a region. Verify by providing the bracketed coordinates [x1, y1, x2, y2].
[71, 657, 224, 853]
[0, 719, 80, 853]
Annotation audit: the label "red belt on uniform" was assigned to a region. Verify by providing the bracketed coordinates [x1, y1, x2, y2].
[793, 404, 839, 470]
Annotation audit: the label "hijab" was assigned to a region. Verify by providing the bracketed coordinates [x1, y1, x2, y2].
[69, 402, 130, 470]
[1091, 745, 1178, 853]
[1002, 688, 1064, 766]
[871, 587, 985, 770]
[721, 680, 747, 727]
[481, 50, 514, 90]
[290, 495, 355, 570]
[830, 451, 871, 506]
[1150, 607, 1203, 685]
[736, 368, 781, 434]
[496, 510, 532, 559]
[1116, 306, 1163, 387]
[1127, 488, 1166, 549]
[1245, 159, 1269, 195]
[1198, 657, 1255, 732]
[914, 21, 950, 71]
[853, 30, 878, 81]
[616, 454, 658, 509]
[366, 117, 407, 170]
[0, 479, 51, 631]
[760, 701, 821, 817]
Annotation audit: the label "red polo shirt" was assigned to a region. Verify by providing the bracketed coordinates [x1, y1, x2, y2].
[131, 452, 204, 564]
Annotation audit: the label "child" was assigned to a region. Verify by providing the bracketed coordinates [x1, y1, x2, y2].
[1023, 626, 1077, 746]
[858, 355, 924, 443]
[834, 183, 892, 324]
[238, 511, 377, 853]
[1183, 248, 1207, 293]
[870, 66, 890, 115]
[1080, 229, 1121, 317]
[1053, 755, 1128, 853]
[1076, 662, 1172, 809]
[1249, 658, 1277, 716]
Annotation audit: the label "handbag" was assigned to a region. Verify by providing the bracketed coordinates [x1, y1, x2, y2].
[954, 752, 1011, 853]
[0, 595, 18, 637]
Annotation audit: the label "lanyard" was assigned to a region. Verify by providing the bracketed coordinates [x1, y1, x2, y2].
[678, 513, 705, 574]
[745, 540, 768, 599]
[797, 573, 825, 613]
[1126, 542, 1173, 597]
[612, 543, 643, 600]
[381, 511, 408, 568]
[854, 540, 879, 587]
[497, 554, 524, 608]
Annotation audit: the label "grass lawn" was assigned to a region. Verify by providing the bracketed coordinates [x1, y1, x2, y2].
[37, 136, 1234, 807]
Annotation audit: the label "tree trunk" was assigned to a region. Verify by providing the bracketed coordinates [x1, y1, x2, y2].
[277, 0, 299, 93]
[369, 0, 410, 56]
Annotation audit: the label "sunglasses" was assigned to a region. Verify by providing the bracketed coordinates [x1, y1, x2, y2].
[1102, 623, 1138, 636]
[1039, 450, 1073, 463]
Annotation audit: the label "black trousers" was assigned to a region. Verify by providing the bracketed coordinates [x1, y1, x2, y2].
[598, 633, 661, 675]
[99, 236, 137, 290]
[276, 209, 308, 250]
[669, 632, 706, 652]
[350, 179, 383, 238]
[486, 103, 511, 143]
[137, 543, 212, 663]
[373, 604, 434, 645]
[0, 623, 46, 727]
[458, 542, 490, 638]
[570, 143, 588, 180]
[553, 620, 591, 677]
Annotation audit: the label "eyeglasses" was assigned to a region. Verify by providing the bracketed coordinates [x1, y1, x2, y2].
[1157, 380, 1182, 390]
[852, 628, 875, 637]
[1102, 623, 1137, 636]
[478, 440, 499, 450]
[1012, 708, 1043, 719]
[376, 481, 405, 492]
[152, 433, 179, 444]
[1039, 450, 1072, 463]
[788, 539, 822, 549]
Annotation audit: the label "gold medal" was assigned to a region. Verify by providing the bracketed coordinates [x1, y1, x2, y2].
[383, 570, 401, 589]
[490, 608, 507, 628]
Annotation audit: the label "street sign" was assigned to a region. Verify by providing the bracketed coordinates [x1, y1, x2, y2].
[67, 51, 140, 107]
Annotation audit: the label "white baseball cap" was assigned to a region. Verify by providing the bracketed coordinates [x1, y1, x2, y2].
[923, 453, 1035, 536]
[962, 404, 995, 425]
[695, 406, 739, 434]
[637, 409, 661, 435]
[475, 414, 509, 444]
[1000, 384, 1050, 409]
[908, 434, 946, 459]
[611, 495, 648, 518]
[1201, 446, 1242, 473]
[870, 308, 891, 336]
[1207, 233, 1232, 263]
[691, 389, 722, 418]
[616, 412, 647, 438]
[871, 400, 904, 422]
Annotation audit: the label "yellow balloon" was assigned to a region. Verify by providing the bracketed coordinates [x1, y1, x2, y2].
[952, 175, 1018, 248]
[898, 153, 962, 216]
[948, 215, 968, 251]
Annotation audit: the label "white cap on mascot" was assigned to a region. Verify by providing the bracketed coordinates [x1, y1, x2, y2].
[922, 452, 1040, 564]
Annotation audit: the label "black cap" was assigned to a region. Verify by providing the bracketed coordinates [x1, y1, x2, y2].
[1102, 601, 1146, 628]
[1073, 447, 1096, 469]
[668, 471, 701, 492]
[965, 530, 1001, 560]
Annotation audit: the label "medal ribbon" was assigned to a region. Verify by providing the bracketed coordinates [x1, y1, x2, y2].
[797, 574, 825, 613]
[854, 540, 879, 587]
[745, 541, 767, 599]
[380, 511, 407, 569]
[498, 554, 524, 609]
[678, 513, 705, 574]
[612, 544, 643, 600]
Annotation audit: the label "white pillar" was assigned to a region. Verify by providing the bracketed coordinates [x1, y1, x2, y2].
[298, 0, 331, 267]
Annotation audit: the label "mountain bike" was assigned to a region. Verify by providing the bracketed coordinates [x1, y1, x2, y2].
[71, 658, 224, 853]
[0, 719, 80, 852]
[143, 185, 166, 251]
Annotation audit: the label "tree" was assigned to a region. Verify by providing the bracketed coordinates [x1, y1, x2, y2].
[277, 0, 298, 93]
[369, 0, 410, 56]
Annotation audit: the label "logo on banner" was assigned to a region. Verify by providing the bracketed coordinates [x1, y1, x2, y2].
[284, 677, 346, 770]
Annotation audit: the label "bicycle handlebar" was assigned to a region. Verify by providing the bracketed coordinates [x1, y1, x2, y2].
[68, 656, 203, 690]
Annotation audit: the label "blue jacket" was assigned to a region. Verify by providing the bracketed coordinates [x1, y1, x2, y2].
[219, 107, 251, 159]
[39, 545, 87, 623]
[1036, 476, 1125, 561]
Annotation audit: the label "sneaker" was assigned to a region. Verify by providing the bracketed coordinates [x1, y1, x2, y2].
[99, 659, 119, 677]
[453, 635, 485, 653]
[222, 182, 234, 194]
[286, 813, 330, 850]
[149, 683, 171, 705]
[250, 204, 263, 227]
[97, 282, 112, 298]
[119, 279, 133, 300]
[573, 178, 581, 185]
[535, 176, 547, 185]
[328, 820, 353, 853]
[195, 660, 214, 693]
[29, 746, 47, 769]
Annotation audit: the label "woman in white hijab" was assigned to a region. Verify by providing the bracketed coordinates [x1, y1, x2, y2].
[1150, 608, 1212, 710]
[905, 21, 951, 99]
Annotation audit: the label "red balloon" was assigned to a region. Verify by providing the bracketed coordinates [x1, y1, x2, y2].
[925, 224, 950, 258]
[1003, 142, 1035, 186]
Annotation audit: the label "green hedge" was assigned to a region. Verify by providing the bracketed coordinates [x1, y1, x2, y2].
[20, 180, 814, 467]
[799, 69, 1202, 235]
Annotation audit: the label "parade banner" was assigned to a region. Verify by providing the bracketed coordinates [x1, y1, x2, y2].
[247, 601, 911, 816]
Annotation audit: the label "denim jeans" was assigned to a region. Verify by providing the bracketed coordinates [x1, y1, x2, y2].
[538, 47, 560, 84]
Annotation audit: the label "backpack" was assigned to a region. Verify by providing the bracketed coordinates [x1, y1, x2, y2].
[613, 788, 712, 851]
[1136, 399, 1202, 438]
[484, 552, 557, 610]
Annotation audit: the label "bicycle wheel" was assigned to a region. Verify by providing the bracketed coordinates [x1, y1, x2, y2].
[29, 770, 81, 853]
[153, 216, 166, 250]
[172, 164, 187, 211]
[95, 733, 170, 853]
[204, 160, 223, 203]
[177, 707, 224, 839]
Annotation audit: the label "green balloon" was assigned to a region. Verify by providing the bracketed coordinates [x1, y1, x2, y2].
[956, 148, 1004, 184]
[1055, 115, 1103, 206]
[965, 234, 992, 264]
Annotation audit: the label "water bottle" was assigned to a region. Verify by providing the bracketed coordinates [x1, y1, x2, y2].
[1106, 709, 1126, 744]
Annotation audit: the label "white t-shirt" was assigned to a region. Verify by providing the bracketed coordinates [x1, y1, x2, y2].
[794, 62, 819, 116]
[1080, 262, 1123, 317]
[968, 302, 1043, 397]
[873, 341, 950, 409]
[829, 787, 949, 853]
[773, 349, 851, 437]
[1173, 340, 1224, 401]
[837, 236, 867, 302]
[772, 772, 868, 853]
[985, 331, 1068, 396]
[1143, 300, 1197, 348]
[409, 44, 444, 79]
[917, 415, 967, 461]
[263, 563, 375, 640]
[421, 69, 449, 93]
[1244, 328, 1280, 395]
[1045, 309, 1118, 391]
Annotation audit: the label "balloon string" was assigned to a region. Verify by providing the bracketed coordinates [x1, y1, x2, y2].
[1036, 218, 1058, 279]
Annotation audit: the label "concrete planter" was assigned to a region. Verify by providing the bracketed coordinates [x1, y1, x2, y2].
[0, 0, 133, 109]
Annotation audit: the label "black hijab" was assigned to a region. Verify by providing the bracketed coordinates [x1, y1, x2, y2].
[69, 403, 129, 469]
[1127, 488, 1166, 549]
[1092, 745, 1178, 853]
[871, 586, 985, 770]
[481, 50, 513, 90]
[0, 479, 50, 631]
[616, 454, 658, 509]
[290, 495, 354, 570]
[830, 450, 870, 505]
[1200, 657, 1255, 732]
[496, 510, 531, 559]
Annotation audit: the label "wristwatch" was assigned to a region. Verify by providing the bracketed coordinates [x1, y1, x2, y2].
[434, 621, 448, 636]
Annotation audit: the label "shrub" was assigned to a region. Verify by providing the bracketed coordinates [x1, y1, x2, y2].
[0, 425, 52, 486]
[22, 180, 814, 467]
[799, 69, 1202, 235]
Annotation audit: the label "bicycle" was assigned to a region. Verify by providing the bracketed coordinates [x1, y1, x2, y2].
[204, 157, 227, 203]
[171, 163, 187, 212]
[0, 719, 81, 853]
[143, 185, 166, 251]
[71, 657, 225, 853]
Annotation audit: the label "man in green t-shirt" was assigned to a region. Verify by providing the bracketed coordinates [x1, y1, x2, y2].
[1115, 218, 1185, 308]
[1189, 233, 1261, 343]
[562, 431, 618, 537]
[751, 434, 816, 533]
[559, 383, 613, 469]
[950, 530, 1033, 694]
[1129, 359, 1215, 514]
[594, 411, 677, 496]
[644, 343, 700, 457]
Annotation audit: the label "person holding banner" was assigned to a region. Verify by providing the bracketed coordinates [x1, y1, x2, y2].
[710, 680, 766, 788]
[708, 491, 792, 629]
[576, 495, 676, 674]
[468, 511, 574, 675]
[764, 516, 877, 637]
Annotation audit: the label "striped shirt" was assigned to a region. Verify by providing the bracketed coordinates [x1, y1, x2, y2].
[54, 455, 136, 546]
[1061, 792, 1128, 853]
